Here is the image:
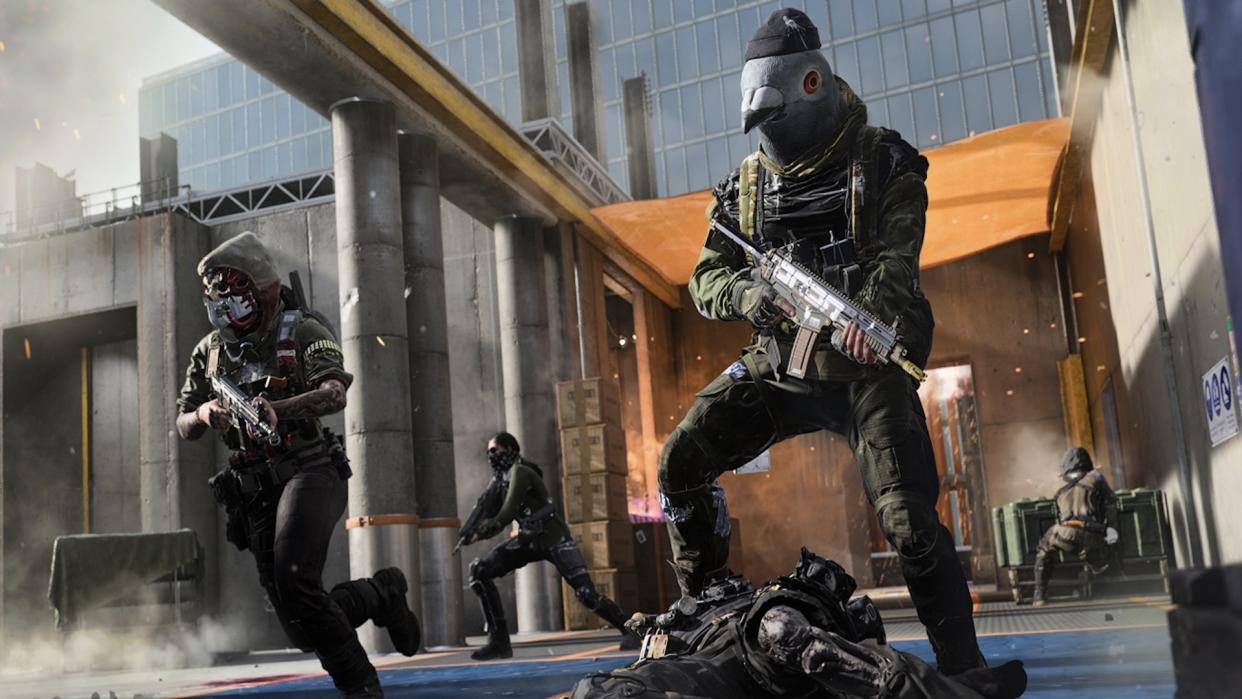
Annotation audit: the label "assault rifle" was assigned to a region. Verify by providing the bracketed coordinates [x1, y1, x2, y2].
[211, 374, 282, 446]
[455, 475, 505, 553]
[711, 219, 926, 383]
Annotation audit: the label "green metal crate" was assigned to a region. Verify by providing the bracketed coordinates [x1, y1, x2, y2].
[992, 506, 1009, 568]
[1113, 488, 1174, 560]
[1001, 498, 1057, 567]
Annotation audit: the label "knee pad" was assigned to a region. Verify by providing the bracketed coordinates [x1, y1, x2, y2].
[877, 497, 941, 560]
[468, 557, 496, 587]
[756, 606, 814, 665]
[283, 619, 318, 653]
[573, 581, 602, 611]
[658, 427, 712, 493]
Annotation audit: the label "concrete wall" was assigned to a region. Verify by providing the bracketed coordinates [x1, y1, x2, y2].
[0, 214, 216, 638]
[2, 354, 83, 631]
[1069, 0, 1241, 565]
[920, 235, 1068, 510]
[91, 338, 141, 535]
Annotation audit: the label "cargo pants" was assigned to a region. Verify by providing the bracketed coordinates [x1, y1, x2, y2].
[658, 350, 981, 671]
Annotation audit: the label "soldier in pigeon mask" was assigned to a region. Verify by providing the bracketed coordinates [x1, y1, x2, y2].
[658, 9, 985, 675]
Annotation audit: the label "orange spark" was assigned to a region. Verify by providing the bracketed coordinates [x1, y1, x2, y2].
[23, 338, 31, 360]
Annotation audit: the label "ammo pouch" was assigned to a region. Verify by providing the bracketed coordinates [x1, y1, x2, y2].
[208, 470, 250, 552]
[519, 501, 557, 535]
[324, 427, 352, 481]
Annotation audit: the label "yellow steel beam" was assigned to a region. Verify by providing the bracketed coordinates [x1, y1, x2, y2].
[80, 346, 90, 534]
[290, 0, 681, 308]
[1048, 0, 1115, 251]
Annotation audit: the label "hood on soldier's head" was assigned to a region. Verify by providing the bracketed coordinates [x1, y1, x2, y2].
[198, 231, 283, 344]
[197, 231, 281, 288]
[740, 8, 847, 166]
[1060, 447, 1093, 478]
[792, 547, 856, 601]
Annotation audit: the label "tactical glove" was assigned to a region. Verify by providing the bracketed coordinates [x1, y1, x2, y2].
[731, 270, 783, 329]
[476, 519, 503, 540]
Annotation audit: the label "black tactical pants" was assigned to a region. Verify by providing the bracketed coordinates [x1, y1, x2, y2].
[658, 351, 978, 669]
[468, 532, 629, 633]
[246, 462, 378, 691]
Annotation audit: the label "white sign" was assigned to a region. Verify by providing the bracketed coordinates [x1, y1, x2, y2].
[736, 450, 771, 474]
[1203, 356, 1239, 446]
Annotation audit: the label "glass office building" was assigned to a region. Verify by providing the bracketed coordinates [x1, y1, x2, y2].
[140, 0, 1055, 198]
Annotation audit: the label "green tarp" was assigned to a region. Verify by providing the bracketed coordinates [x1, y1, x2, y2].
[48, 528, 200, 629]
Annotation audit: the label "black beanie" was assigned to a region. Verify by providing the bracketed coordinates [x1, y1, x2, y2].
[745, 8, 821, 61]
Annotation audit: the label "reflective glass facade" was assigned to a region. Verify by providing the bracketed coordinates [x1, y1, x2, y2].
[140, 0, 1055, 197]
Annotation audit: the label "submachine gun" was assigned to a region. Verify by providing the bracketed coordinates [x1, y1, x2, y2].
[211, 374, 282, 446]
[454, 475, 506, 553]
[711, 219, 926, 383]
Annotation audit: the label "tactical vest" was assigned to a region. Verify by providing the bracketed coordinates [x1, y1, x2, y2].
[735, 150, 865, 297]
[206, 309, 323, 456]
[1055, 470, 1106, 523]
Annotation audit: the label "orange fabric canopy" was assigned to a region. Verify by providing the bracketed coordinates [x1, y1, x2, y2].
[591, 118, 1069, 287]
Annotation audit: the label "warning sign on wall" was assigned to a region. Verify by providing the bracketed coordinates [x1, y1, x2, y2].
[1203, 356, 1239, 447]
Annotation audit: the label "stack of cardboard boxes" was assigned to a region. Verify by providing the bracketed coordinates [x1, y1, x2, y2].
[556, 378, 638, 630]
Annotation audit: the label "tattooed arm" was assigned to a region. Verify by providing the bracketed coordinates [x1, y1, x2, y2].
[252, 379, 348, 426]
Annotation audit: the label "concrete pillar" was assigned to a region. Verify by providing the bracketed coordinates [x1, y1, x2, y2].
[140, 133, 180, 203]
[135, 213, 217, 606]
[331, 98, 418, 653]
[397, 131, 464, 647]
[623, 76, 657, 199]
[1043, 0, 1075, 114]
[565, 2, 604, 162]
[494, 215, 562, 632]
[515, 0, 559, 122]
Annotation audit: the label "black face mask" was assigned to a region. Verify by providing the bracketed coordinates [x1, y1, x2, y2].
[488, 448, 518, 472]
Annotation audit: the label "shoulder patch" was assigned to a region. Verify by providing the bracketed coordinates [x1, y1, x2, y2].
[304, 339, 343, 360]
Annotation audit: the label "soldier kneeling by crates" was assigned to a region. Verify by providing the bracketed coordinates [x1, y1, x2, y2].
[458, 432, 642, 660]
[1032, 447, 1118, 607]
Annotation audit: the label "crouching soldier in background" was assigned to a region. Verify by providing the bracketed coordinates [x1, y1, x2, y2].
[459, 432, 641, 660]
[1031, 447, 1118, 607]
[176, 231, 420, 698]
[571, 549, 1028, 699]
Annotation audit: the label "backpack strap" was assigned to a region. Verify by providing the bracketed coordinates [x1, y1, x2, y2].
[276, 310, 302, 380]
[206, 334, 221, 379]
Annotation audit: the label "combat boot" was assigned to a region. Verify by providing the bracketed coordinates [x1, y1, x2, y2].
[955, 659, 1028, 699]
[317, 637, 382, 698]
[1031, 551, 1053, 607]
[471, 617, 513, 661]
[927, 617, 986, 675]
[372, 568, 422, 656]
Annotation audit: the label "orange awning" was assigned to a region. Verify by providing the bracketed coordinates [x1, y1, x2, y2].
[591, 118, 1069, 286]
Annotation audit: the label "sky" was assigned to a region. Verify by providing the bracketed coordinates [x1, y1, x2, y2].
[0, 0, 221, 217]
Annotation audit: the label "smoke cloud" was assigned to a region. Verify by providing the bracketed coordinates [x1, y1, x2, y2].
[0, 0, 219, 215]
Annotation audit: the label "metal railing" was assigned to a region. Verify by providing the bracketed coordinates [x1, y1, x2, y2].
[1, 119, 620, 245]
[0, 170, 336, 246]
[519, 118, 631, 206]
